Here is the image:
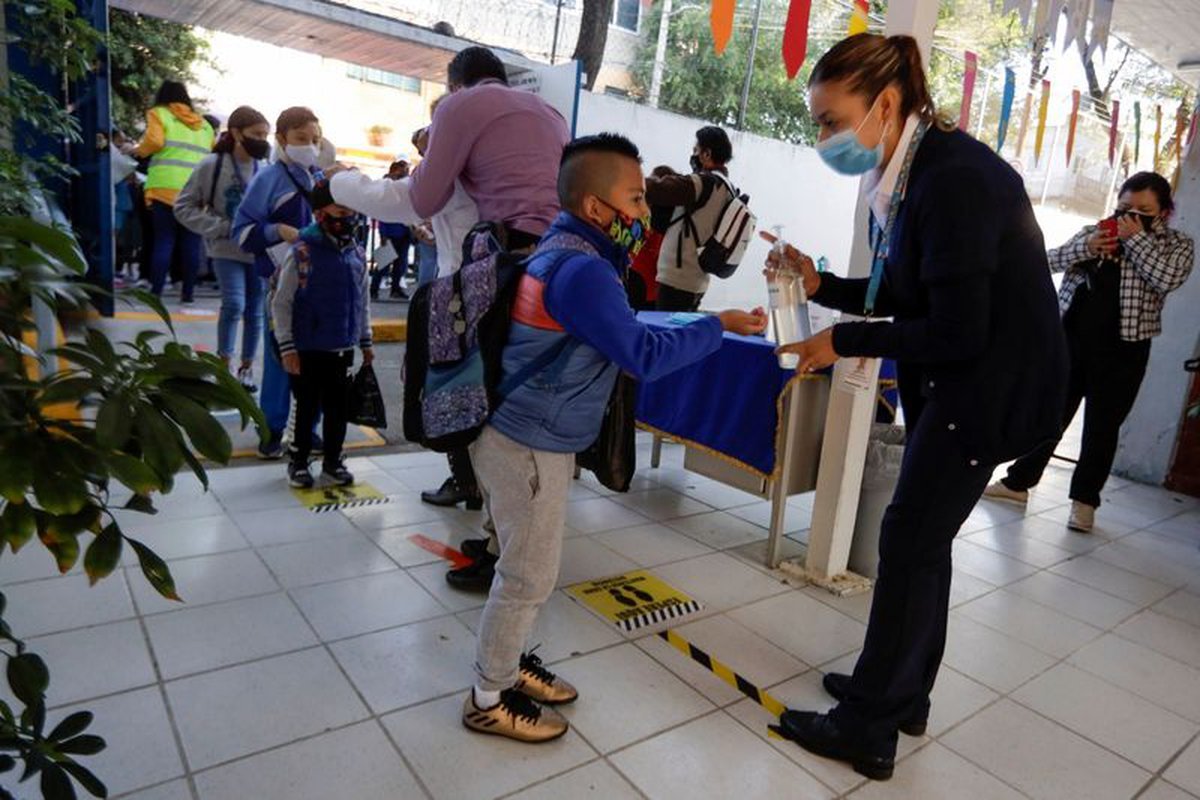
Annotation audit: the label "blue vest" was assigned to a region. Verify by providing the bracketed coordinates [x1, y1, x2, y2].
[291, 232, 367, 352]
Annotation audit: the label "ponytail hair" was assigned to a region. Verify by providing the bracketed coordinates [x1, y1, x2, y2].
[214, 105, 269, 154]
[810, 34, 947, 126]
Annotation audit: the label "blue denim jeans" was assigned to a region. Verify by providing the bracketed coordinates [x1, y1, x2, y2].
[416, 242, 439, 287]
[149, 201, 202, 300]
[213, 258, 264, 363]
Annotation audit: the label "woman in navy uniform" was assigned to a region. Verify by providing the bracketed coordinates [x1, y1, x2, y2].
[771, 33, 1068, 780]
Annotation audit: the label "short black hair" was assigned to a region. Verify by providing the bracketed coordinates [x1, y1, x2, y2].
[557, 133, 642, 211]
[154, 80, 192, 108]
[310, 179, 335, 210]
[695, 125, 733, 164]
[447, 46, 508, 88]
[1119, 171, 1174, 212]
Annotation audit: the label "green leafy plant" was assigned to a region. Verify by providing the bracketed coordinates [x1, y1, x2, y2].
[0, 215, 265, 799]
[108, 9, 212, 136]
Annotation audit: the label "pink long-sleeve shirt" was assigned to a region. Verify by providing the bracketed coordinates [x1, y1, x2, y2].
[409, 79, 570, 237]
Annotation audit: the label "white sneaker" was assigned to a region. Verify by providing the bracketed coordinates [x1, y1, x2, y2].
[983, 481, 1028, 505]
[1067, 501, 1095, 533]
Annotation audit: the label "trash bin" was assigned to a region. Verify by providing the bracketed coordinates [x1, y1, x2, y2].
[849, 424, 906, 579]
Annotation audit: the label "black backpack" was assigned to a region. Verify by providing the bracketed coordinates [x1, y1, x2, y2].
[671, 172, 756, 279]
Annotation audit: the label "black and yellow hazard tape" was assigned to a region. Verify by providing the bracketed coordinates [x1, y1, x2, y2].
[310, 497, 388, 513]
[657, 629, 787, 718]
[621, 599, 703, 632]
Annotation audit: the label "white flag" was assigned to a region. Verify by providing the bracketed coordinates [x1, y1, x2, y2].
[1042, 0, 1067, 43]
[1087, 0, 1114, 60]
[1063, 0, 1091, 52]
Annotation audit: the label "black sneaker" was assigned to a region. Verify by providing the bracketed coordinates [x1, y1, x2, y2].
[288, 460, 314, 489]
[258, 430, 285, 460]
[446, 550, 497, 592]
[323, 460, 354, 486]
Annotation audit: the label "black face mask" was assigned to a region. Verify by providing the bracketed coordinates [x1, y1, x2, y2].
[690, 155, 703, 173]
[241, 137, 270, 160]
[1122, 211, 1157, 233]
[321, 215, 357, 242]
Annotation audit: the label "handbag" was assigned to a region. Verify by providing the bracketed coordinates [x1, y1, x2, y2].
[349, 364, 387, 429]
[576, 372, 637, 492]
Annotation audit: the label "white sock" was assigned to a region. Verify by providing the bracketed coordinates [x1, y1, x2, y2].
[473, 687, 501, 709]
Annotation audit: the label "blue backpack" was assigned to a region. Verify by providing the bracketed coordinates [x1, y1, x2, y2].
[402, 224, 584, 452]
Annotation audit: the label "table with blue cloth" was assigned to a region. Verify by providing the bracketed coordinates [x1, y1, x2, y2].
[635, 311, 832, 565]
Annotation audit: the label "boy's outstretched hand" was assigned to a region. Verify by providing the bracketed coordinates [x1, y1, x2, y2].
[717, 307, 768, 336]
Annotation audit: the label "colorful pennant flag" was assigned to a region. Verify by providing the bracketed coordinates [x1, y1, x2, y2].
[1066, 89, 1081, 165]
[1063, 0, 1091, 52]
[849, 0, 869, 35]
[1043, 0, 1067, 44]
[1133, 102, 1142, 166]
[1155, 104, 1163, 169]
[782, 0, 814, 80]
[1088, 0, 1114, 60]
[960, 52, 979, 131]
[711, 0, 736, 55]
[997, 67, 1016, 151]
[1034, 79, 1051, 166]
[1016, 89, 1034, 158]
[1108, 99, 1120, 167]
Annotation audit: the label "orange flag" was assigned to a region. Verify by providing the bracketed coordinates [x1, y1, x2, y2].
[1066, 89, 1080, 165]
[1108, 99, 1121, 167]
[849, 0, 869, 35]
[782, 0, 814, 80]
[711, 0, 736, 55]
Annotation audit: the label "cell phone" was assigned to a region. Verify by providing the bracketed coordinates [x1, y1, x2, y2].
[1098, 218, 1119, 239]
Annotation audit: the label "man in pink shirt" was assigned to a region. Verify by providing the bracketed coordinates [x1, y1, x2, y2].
[410, 46, 570, 250]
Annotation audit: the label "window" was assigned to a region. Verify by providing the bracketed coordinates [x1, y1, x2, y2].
[612, 0, 639, 32]
[346, 64, 421, 93]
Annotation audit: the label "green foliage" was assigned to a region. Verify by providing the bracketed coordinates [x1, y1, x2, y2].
[108, 9, 211, 136]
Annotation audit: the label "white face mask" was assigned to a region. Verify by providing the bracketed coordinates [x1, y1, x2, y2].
[284, 144, 319, 168]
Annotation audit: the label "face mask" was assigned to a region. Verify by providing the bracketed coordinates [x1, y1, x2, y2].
[285, 144, 320, 168]
[1122, 211, 1157, 233]
[597, 198, 650, 256]
[321, 214, 358, 241]
[690, 154, 704, 173]
[815, 95, 889, 176]
[241, 137, 270, 161]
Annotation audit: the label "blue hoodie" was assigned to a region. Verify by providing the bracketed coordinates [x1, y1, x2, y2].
[232, 160, 320, 276]
[490, 212, 724, 453]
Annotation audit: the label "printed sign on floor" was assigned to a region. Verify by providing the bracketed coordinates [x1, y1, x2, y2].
[567, 570, 703, 632]
[292, 483, 388, 513]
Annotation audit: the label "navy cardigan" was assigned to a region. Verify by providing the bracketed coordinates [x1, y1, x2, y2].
[818, 126, 1068, 465]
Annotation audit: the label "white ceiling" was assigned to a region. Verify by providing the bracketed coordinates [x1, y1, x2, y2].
[1111, 0, 1200, 86]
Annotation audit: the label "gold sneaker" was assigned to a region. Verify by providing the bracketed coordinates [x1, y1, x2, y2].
[462, 689, 568, 743]
[516, 650, 579, 705]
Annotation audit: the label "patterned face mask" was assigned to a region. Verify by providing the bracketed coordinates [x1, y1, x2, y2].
[596, 197, 651, 257]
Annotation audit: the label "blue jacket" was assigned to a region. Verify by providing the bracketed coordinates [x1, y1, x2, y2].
[232, 160, 319, 277]
[490, 212, 724, 452]
[820, 127, 1068, 465]
[271, 227, 373, 355]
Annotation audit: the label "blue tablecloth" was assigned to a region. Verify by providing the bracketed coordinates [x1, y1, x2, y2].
[635, 312, 794, 478]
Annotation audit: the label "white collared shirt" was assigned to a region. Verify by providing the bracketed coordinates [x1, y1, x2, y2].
[863, 114, 922, 230]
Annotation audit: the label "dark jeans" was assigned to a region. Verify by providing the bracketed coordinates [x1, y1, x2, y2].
[655, 284, 704, 312]
[292, 349, 353, 465]
[371, 234, 412, 295]
[832, 403, 993, 752]
[1002, 329, 1150, 508]
[149, 201, 203, 300]
[447, 446, 479, 495]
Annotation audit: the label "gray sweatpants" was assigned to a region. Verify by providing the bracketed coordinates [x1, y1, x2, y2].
[469, 425, 574, 691]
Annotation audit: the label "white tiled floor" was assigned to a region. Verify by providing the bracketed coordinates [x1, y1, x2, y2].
[2, 442, 1199, 799]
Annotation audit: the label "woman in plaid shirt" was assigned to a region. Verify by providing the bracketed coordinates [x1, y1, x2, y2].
[986, 172, 1195, 532]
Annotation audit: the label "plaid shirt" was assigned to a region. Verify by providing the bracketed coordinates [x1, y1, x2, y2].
[1051, 222, 1194, 341]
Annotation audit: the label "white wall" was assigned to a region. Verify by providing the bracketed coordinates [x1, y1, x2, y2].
[576, 92, 862, 311]
[1114, 137, 1200, 485]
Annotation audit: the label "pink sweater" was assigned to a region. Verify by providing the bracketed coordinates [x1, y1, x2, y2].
[410, 80, 570, 237]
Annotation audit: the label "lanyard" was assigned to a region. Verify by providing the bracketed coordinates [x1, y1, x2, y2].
[864, 119, 931, 317]
[230, 154, 258, 189]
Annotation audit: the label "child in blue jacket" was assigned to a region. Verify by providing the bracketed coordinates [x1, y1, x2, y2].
[232, 106, 324, 458]
[271, 180, 373, 488]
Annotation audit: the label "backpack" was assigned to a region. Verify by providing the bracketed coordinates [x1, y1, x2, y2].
[673, 172, 756, 279]
[402, 224, 584, 452]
